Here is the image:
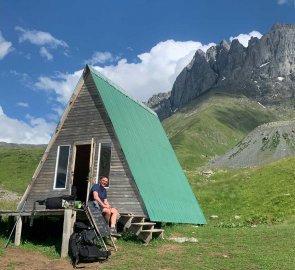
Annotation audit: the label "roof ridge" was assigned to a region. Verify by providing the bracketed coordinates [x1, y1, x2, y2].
[88, 65, 158, 117]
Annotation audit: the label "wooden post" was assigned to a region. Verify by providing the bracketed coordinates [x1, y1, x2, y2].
[14, 216, 22, 246]
[61, 209, 76, 258]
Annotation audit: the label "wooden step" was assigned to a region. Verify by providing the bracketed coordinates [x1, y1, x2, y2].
[138, 229, 164, 244]
[130, 222, 156, 226]
[118, 214, 145, 230]
[129, 222, 156, 235]
[118, 213, 164, 244]
[119, 213, 146, 218]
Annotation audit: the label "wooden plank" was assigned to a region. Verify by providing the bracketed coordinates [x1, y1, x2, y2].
[14, 217, 22, 246]
[22, 70, 147, 217]
[61, 209, 76, 258]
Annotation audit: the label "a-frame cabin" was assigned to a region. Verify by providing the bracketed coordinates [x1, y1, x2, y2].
[18, 65, 206, 225]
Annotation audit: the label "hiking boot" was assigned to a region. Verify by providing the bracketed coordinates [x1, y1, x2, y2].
[110, 227, 121, 237]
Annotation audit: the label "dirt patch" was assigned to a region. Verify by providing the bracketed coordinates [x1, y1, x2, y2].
[0, 189, 21, 201]
[208, 251, 233, 259]
[0, 247, 109, 270]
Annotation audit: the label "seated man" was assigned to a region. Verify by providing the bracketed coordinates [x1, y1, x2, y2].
[89, 176, 120, 236]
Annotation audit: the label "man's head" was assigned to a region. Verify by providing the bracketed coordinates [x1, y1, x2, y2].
[99, 176, 109, 187]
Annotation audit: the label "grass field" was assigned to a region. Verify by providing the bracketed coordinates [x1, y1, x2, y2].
[0, 147, 43, 194]
[0, 147, 43, 210]
[109, 223, 295, 270]
[0, 92, 295, 269]
[189, 156, 295, 227]
[1, 147, 294, 269]
[1, 219, 294, 269]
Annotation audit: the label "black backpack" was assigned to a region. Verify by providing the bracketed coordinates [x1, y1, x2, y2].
[69, 221, 111, 266]
[45, 196, 64, 209]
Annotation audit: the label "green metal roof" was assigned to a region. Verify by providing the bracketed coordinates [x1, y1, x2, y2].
[89, 66, 206, 224]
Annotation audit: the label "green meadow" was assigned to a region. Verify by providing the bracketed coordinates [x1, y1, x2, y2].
[0, 92, 295, 269]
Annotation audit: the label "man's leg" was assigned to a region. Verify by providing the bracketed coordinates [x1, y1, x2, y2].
[110, 208, 118, 227]
[102, 208, 111, 225]
[109, 208, 121, 236]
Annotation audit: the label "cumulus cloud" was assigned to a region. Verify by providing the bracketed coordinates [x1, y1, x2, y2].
[17, 102, 29, 108]
[0, 31, 13, 59]
[34, 40, 214, 103]
[94, 40, 215, 101]
[15, 26, 68, 60]
[40, 47, 53, 60]
[0, 105, 54, 144]
[230, 31, 262, 47]
[84, 51, 118, 65]
[15, 26, 68, 48]
[35, 70, 82, 104]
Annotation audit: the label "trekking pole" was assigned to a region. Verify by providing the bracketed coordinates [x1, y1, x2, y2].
[4, 200, 26, 248]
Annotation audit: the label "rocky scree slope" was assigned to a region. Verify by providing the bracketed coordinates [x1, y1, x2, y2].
[208, 120, 295, 168]
[148, 23, 295, 120]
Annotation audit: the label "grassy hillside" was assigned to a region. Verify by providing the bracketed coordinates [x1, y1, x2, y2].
[162, 90, 295, 225]
[163, 91, 282, 170]
[0, 147, 44, 194]
[187, 156, 295, 226]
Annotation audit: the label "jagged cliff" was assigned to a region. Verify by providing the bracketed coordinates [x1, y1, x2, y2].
[148, 23, 295, 120]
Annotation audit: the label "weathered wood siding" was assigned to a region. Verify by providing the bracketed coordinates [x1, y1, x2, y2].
[24, 74, 146, 216]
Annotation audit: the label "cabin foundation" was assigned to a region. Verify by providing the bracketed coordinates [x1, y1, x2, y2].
[0, 209, 79, 257]
[61, 209, 76, 257]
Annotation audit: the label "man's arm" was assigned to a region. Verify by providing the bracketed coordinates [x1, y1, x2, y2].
[93, 191, 109, 208]
[103, 199, 111, 209]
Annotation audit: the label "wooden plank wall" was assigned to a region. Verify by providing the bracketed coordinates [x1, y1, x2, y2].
[24, 74, 146, 217]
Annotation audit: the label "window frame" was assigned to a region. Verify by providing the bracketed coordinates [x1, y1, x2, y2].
[96, 142, 112, 187]
[53, 145, 71, 190]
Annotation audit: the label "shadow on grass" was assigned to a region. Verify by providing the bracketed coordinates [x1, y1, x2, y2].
[119, 231, 141, 243]
[214, 107, 272, 134]
[0, 216, 63, 255]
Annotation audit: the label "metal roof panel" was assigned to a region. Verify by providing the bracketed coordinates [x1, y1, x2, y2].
[89, 66, 206, 224]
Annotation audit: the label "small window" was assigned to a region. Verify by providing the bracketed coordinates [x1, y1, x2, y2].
[54, 145, 70, 189]
[96, 143, 112, 186]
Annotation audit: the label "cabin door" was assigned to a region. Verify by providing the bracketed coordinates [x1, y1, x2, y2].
[72, 139, 95, 202]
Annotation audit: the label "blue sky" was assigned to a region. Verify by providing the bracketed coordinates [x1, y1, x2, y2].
[0, 0, 294, 144]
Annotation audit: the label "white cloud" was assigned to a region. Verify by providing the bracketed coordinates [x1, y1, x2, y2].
[34, 40, 214, 103]
[277, 0, 295, 4]
[9, 70, 32, 88]
[93, 40, 215, 101]
[230, 31, 262, 47]
[0, 105, 54, 144]
[0, 31, 13, 59]
[15, 26, 68, 48]
[35, 70, 82, 104]
[17, 102, 29, 108]
[40, 47, 53, 60]
[84, 51, 117, 65]
[15, 26, 69, 60]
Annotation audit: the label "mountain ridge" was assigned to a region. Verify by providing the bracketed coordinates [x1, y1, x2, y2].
[0, 141, 46, 148]
[148, 23, 295, 120]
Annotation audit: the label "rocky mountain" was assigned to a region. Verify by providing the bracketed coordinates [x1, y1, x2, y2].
[148, 23, 295, 120]
[208, 120, 295, 168]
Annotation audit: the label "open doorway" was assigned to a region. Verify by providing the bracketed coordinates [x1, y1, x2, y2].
[72, 144, 91, 202]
